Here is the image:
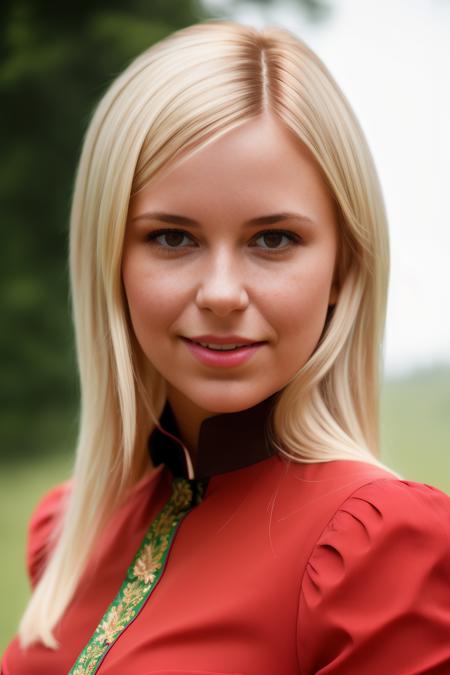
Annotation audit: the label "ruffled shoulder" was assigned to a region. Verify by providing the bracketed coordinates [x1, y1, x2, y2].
[298, 478, 450, 674]
[26, 481, 71, 588]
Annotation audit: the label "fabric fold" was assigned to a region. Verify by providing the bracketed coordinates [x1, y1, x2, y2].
[298, 478, 450, 674]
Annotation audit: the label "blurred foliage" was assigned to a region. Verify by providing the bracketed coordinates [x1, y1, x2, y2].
[0, 0, 326, 461]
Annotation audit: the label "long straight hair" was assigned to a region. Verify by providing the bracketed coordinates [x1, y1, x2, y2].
[19, 19, 395, 647]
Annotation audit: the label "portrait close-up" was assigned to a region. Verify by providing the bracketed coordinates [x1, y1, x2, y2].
[1, 1, 449, 674]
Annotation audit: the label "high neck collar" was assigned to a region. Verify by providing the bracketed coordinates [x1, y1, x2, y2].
[148, 392, 281, 481]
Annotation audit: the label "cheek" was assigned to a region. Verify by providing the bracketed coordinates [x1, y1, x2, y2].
[122, 256, 181, 344]
[263, 262, 333, 346]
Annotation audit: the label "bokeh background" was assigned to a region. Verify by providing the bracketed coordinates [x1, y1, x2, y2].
[1, 0, 449, 651]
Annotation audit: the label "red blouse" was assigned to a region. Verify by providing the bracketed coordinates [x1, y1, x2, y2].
[2, 393, 450, 674]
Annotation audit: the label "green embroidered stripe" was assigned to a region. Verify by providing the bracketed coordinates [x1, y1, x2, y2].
[69, 477, 206, 675]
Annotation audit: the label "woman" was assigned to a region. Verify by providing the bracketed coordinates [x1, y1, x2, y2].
[2, 19, 449, 675]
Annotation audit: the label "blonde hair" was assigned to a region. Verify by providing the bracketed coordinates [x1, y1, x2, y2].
[19, 19, 397, 648]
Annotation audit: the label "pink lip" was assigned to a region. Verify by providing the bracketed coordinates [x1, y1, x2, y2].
[187, 334, 258, 345]
[181, 337, 265, 368]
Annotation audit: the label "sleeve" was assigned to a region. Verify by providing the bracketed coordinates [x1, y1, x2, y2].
[26, 481, 71, 588]
[298, 478, 450, 675]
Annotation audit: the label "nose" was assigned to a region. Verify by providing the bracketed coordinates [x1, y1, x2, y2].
[195, 248, 249, 317]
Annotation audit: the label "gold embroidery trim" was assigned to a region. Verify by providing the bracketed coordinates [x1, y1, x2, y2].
[69, 477, 206, 674]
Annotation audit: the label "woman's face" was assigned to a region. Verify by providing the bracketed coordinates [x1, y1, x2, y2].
[123, 113, 339, 418]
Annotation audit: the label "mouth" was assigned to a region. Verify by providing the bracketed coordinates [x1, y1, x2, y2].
[180, 337, 266, 368]
[181, 337, 266, 351]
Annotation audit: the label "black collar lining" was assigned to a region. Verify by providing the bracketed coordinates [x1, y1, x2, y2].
[148, 392, 280, 480]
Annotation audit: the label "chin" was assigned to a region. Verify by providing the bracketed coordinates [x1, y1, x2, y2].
[184, 385, 273, 415]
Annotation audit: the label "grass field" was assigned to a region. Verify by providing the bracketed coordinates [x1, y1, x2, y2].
[0, 453, 73, 651]
[380, 364, 450, 490]
[1, 365, 449, 653]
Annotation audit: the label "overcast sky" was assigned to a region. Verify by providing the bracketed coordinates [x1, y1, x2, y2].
[205, 0, 450, 376]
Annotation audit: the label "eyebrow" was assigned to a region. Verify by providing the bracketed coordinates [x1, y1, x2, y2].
[130, 211, 316, 228]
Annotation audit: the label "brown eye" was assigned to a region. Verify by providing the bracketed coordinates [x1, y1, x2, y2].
[253, 229, 302, 252]
[162, 231, 186, 247]
[261, 232, 285, 248]
[146, 229, 194, 249]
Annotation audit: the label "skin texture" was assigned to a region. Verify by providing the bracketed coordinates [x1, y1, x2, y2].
[122, 113, 339, 458]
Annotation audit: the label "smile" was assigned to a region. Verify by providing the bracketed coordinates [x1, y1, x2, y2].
[192, 341, 253, 351]
[181, 337, 265, 368]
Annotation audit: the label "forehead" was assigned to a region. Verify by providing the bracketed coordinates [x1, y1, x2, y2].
[128, 114, 336, 228]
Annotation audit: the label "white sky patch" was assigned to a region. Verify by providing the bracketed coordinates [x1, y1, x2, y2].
[203, 0, 450, 376]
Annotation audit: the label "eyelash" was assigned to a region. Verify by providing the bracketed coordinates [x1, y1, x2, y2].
[145, 228, 302, 254]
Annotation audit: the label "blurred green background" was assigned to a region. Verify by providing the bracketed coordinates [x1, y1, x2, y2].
[1, 0, 448, 654]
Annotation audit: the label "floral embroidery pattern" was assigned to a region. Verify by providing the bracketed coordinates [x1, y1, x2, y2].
[69, 477, 206, 675]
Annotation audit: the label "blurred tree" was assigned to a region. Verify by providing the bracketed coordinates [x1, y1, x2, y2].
[0, 0, 328, 461]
